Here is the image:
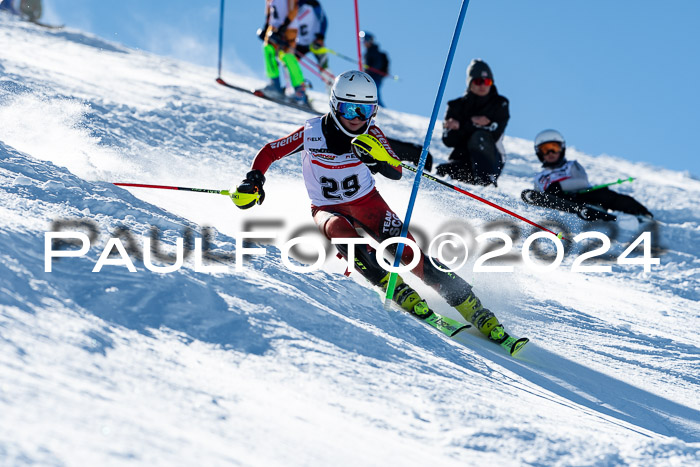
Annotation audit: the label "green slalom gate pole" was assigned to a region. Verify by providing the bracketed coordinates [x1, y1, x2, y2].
[571, 177, 635, 194]
[384, 0, 471, 306]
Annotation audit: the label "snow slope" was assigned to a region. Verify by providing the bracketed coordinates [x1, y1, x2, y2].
[1, 14, 699, 466]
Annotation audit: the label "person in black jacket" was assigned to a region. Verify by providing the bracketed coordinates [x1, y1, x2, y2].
[360, 31, 389, 107]
[436, 59, 510, 186]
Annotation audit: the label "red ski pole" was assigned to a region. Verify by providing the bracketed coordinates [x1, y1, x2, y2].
[295, 51, 335, 84]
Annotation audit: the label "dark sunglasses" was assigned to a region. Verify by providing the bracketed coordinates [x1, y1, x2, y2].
[472, 77, 493, 86]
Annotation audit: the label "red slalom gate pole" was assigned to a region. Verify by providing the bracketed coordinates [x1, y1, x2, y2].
[353, 0, 363, 71]
[399, 163, 566, 240]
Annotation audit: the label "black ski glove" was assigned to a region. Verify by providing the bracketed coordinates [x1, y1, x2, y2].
[256, 23, 268, 41]
[268, 30, 288, 49]
[276, 16, 291, 37]
[544, 182, 564, 195]
[233, 170, 266, 209]
[351, 134, 403, 179]
[352, 142, 378, 169]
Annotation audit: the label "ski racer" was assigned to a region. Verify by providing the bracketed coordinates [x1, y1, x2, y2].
[257, 0, 309, 105]
[291, 0, 329, 83]
[529, 129, 653, 221]
[232, 70, 517, 345]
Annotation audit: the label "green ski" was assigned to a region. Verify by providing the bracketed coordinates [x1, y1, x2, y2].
[387, 297, 527, 356]
[500, 335, 529, 356]
[489, 325, 529, 356]
[424, 312, 528, 355]
[423, 312, 471, 337]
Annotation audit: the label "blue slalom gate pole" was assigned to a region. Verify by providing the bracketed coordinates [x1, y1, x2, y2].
[217, 0, 226, 78]
[384, 0, 472, 304]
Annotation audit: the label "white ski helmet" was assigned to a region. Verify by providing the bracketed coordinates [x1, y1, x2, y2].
[534, 129, 566, 161]
[329, 70, 378, 137]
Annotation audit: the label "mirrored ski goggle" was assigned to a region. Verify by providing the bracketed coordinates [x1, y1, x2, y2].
[472, 77, 493, 86]
[336, 101, 377, 121]
[537, 141, 563, 155]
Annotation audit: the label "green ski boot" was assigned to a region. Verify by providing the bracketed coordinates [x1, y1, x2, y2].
[380, 274, 433, 319]
[454, 293, 500, 336]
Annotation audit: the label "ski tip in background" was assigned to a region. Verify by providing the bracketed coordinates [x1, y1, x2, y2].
[215, 77, 233, 88]
[29, 20, 64, 30]
[216, 77, 251, 93]
[216, 76, 319, 114]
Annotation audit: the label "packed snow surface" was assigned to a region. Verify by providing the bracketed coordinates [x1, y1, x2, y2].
[1, 14, 698, 466]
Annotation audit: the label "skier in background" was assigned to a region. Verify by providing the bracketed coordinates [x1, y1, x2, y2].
[360, 31, 389, 107]
[529, 129, 653, 221]
[436, 59, 509, 186]
[292, 0, 330, 86]
[231, 70, 520, 348]
[257, 0, 309, 106]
